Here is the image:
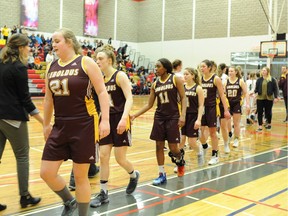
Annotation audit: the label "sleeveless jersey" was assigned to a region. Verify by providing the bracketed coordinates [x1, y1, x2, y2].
[153, 74, 179, 119]
[185, 84, 198, 114]
[226, 78, 242, 103]
[105, 71, 126, 114]
[202, 74, 217, 106]
[47, 55, 97, 119]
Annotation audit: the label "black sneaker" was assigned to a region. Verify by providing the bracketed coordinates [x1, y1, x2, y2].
[0, 204, 7, 211]
[265, 125, 271, 130]
[90, 190, 109, 208]
[68, 171, 76, 191]
[61, 199, 77, 216]
[126, 170, 140, 194]
[88, 164, 99, 178]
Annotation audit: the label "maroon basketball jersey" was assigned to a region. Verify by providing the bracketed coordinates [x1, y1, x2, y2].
[185, 84, 198, 114]
[105, 71, 126, 114]
[202, 74, 217, 106]
[226, 78, 242, 103]
[47, 55, 97, 119]
[153, 74, 179, 119]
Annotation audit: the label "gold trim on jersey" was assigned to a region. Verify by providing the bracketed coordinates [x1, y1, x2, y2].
[82, 56, 88, 74]
[126, 115, 131, 131]
[85, 95, 99, 142]
[203, 73, 215, 82]
[158, 74, 172, 84]
[58, 54, 80, 67]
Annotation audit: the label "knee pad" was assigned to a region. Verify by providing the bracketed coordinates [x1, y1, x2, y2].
[168, 149, 185, 166]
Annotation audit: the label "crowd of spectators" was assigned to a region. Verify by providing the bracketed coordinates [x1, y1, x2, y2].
[0, 24, 156, 95]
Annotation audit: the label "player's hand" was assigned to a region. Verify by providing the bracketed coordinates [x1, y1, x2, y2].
[224, 110, 231, 119]
[43, 124, 52, 141]
[194, 120, 201, 130]
[117, 118, 127, 134]
[99, 119, 110, 139]
[178, 115, 185, 127]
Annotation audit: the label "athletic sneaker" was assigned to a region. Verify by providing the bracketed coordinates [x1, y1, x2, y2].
[126, 170, 140, 194]
[177, 166, 185, 177]
[224, 143, 230, 153]
[232, 138, 239, 148]
[208, 156, 219, 165]
[88, 164, 99, 178]
[256, 127, 263, 132]
[198, 146, 204, 156]
[61, 199, 77, 216]
[90, 190, 109, 208]
[152, 173, 167, 186]
[265, 125, 271, 131]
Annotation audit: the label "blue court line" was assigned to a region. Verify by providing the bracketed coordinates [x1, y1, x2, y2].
[227, 187, 288, 216]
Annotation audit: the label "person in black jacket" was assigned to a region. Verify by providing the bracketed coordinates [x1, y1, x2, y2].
[278, 66, 287, 122]
[254, 67, 280, 131]
[0, 33, 43, 209]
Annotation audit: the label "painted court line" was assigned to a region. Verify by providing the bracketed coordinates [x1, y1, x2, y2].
[226, 188, 288, 215]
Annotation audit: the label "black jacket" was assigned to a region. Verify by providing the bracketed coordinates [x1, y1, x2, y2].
[254, 77, 279, 98]
[0, 60, 36, 121]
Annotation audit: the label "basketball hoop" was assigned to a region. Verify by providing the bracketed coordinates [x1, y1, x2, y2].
[268, 53, 275, 59]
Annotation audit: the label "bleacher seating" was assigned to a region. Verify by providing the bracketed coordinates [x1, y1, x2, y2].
[28, 62, 46, 96]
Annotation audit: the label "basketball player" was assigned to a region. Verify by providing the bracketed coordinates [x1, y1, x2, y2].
[224, 66, 248, 148]
[131, 58, 187, 185]
[90, 45, 140, 208]
[40, 28, 110, 216]
[175, 67, 204, 172]
[199, 60, 230, 165]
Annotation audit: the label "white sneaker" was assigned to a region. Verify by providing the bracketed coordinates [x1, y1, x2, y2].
[208, 156, 219, 165]
[233, 139, 239, 148]
[173, 166, 178, 173]
[198, 146, 204, 156]
[224, 144, 230, 153]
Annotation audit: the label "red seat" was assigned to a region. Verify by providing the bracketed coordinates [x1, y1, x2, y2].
[27, 69, 36, 74]
[36, 84, 45, 88]
[28, 74, 40, 79]
[32, 79, 45, 84]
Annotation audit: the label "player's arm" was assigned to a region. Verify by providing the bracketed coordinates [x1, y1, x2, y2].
[116, 71, 133, 134]
[175, 76, 187, 127]
[131, 82, 156, 120]
[196, 85, 204, 123]
[84, 56, 110, 139]
[215, 76, 230, 118]
[43, 63, 54, 141]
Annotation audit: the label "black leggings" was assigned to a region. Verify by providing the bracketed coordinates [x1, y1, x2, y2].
[257, 99, 273, 125]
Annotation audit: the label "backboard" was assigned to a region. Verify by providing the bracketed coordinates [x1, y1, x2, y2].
[260, 41, 287, 58]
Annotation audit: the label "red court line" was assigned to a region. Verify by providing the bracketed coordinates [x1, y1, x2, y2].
[248, 131, 288, 139]
[116, 187, 219, 216]
[222, 192, 288, 212]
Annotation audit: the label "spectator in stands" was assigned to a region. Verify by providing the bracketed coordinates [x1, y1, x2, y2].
[45, 50, 54, 64]
[108, 37, 112, 45]
[11, 25, 17, 35]
[0, 33, 43, 209]
[1, 25, 10, 43]
[27, 51, 35, 69]
[279, 66, 288, 122]
[33, 53, 42, 70]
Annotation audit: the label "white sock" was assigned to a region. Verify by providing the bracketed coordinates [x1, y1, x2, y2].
[158, 166, 165, 174]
